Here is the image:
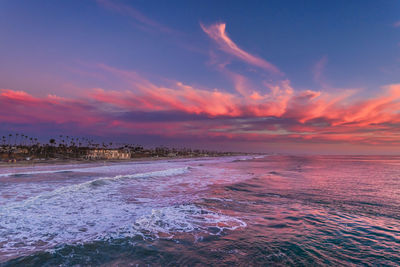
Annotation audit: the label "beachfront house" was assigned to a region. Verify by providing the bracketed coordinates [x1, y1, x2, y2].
[85, 149, 131, 160]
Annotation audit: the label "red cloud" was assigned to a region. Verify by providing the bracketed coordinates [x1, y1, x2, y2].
[88, 67, 294, 118]
[0, 89, 100, 125]
[2, 81, 400, 146]
[3, 62, 400, 147]
[4, 59, 400, 147]
[85, 68, 400, 146]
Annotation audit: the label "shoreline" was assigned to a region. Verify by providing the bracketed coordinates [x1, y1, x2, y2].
[0, 154, 249, 169]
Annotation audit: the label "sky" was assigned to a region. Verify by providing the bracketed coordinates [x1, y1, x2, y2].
[1, 0, 400, 154]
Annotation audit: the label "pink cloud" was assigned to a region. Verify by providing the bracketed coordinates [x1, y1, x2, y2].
[201, 22, 282, 75]
[88, 65, 294, 118]
[2, 80, 400, 146]
[4, 55, 400, 148]
[394, 21, 400, 27]
[82, 65, 400, 145]
[0, 88, 191, 138]
[0, 89, 100, 125]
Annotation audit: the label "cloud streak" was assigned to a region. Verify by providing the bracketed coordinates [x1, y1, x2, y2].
[201, 22, 282, 75]
[97, 0, 176, 34]
[313, 56, 328, 87]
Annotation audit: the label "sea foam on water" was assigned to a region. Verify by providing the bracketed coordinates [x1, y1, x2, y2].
[0, 156, 249, 261]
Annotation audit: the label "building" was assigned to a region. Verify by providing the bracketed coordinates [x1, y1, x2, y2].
[85, 149, 131, 160]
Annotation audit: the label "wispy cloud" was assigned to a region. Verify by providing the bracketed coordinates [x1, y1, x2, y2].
[97, 0, 176, 34]
[201, 22, 282, 75]
[313, 56, 328, 87]
[394, 21, 400, 28]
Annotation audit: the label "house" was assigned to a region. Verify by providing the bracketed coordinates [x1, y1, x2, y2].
[13, 148, 29, 154]
[86, 149, 131, 160]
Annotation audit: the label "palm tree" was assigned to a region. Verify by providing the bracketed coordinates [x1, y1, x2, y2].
[14, 133, 19, 146]
[49, 139, 56, 146]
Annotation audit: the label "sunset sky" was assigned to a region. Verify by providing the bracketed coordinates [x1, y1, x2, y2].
[1, 0, 400, 153]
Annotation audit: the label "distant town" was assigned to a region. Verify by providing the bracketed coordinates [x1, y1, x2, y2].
[0, 134, 241, 163]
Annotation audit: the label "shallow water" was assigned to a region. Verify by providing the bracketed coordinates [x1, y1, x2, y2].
[0, 155, 399, 266]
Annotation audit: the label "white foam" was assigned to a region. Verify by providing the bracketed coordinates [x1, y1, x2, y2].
[2, 167, 190, 210]
[133, 204, 247, 238]
[232, 155, 258, 161]
[0, 201, 244, 260]
[0, 161, 168, 178]
[0, 159, 251, 261]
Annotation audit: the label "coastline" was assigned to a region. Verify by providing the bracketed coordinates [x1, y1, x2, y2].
[0, 154, 248, 169]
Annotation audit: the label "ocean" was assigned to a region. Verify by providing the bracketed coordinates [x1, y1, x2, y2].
[0, 155, 399, 266]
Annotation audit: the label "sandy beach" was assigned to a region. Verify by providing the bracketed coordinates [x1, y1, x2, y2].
[0, 155, 244, 169]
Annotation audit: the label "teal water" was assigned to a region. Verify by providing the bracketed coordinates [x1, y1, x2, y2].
[0, 155, 399, 266]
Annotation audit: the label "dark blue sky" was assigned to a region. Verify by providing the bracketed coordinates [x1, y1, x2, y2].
[1, 0, 399, 94]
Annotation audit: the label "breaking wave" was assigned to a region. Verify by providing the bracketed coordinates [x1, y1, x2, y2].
[0, 166, 245, 261]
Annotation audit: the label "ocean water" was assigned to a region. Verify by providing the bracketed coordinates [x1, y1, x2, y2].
[0, 155, 399, 266]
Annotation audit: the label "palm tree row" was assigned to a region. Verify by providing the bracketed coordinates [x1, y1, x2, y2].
[0, 133, 236, 160]
[1, 134, 113, 149]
